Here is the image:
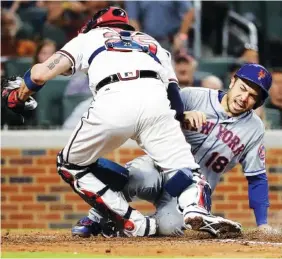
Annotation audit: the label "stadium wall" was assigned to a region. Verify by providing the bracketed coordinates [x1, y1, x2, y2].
[1, 130, 282, 229]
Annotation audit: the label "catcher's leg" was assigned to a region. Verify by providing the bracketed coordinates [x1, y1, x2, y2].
[59, 94, 157, 237]
[73, 155, 163, 237]
[71, 158, 130, 238]
[57, 153, 156, 237]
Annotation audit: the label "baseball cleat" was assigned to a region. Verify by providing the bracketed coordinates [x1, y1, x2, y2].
[72, 216, 119, 238]
[184, 212, 242, 237]
[72, 216, 101, 238]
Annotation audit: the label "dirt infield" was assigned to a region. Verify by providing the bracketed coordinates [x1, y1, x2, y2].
[2, 229, 282, 258]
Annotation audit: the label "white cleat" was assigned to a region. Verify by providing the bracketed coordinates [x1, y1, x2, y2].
[184, 210, 242, 237]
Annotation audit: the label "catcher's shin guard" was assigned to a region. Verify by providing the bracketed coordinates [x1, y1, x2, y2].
[57, 153, 156, 237]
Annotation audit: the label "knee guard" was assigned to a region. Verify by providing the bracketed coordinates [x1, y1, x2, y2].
[90, 158, 129, 192]
[57, 152, 129, 191]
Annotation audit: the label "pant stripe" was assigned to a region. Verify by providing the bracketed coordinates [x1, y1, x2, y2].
[65, 106, 93, 162]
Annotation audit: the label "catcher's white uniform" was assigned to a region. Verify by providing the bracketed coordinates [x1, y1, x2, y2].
[59, 27, 198, 170]
[58, 27, 199, 237]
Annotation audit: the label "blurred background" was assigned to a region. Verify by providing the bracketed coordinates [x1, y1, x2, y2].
[1, 0, 282, 129]
[1, 1, 282, 230]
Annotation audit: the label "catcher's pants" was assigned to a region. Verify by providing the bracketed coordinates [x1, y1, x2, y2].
[61, 79, 199, 235]
[62, 79, 198, 170]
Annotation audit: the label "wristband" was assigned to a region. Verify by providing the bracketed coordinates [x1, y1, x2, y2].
[24, 69, 45, 92]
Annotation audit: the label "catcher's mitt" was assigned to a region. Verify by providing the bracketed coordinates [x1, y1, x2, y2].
[1, 76, 37, 121]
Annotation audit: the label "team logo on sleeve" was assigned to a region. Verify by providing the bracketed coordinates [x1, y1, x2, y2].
[258, 144, 265, 160]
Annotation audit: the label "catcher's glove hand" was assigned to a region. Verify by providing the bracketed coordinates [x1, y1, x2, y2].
[1, 76, 37, 120]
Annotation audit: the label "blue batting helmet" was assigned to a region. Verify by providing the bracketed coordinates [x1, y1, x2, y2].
[235, 63, 272, 108]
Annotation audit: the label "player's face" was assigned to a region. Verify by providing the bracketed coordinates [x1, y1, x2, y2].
[175, 61, 194, 86]
[227, 78, 261, 115]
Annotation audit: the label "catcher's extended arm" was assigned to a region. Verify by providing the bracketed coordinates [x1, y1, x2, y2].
[17, 53, 72, 101]
[1, 53, 72, 123]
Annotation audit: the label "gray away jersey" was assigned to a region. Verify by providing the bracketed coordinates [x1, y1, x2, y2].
[181, 87, 266, 192]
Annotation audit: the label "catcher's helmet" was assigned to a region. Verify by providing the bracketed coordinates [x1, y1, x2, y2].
[235, 63, 272, 109]
[79, 6, 135, 34]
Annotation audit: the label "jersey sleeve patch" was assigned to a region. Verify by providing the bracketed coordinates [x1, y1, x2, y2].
[258, 144, 265, 160]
